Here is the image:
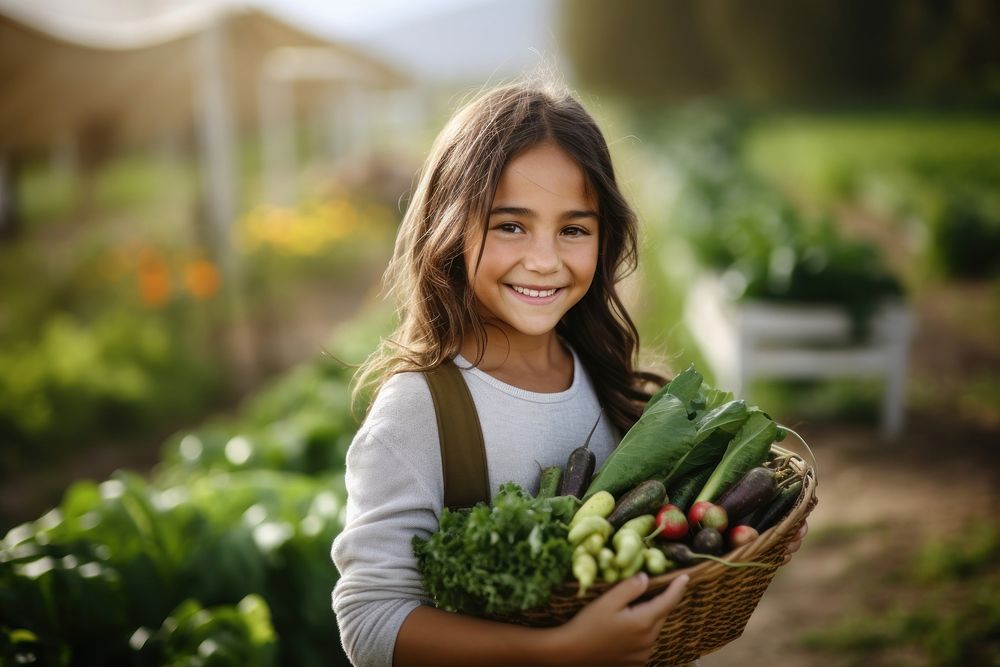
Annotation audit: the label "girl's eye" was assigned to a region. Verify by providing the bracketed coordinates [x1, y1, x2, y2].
[495, 222, 523, 234]
[562, 226, 591, 237]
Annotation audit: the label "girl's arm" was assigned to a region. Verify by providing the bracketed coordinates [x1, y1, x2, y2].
[394, 572, 689, 667]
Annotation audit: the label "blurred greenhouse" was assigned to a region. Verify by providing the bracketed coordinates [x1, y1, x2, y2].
[2, 0, 999, 665]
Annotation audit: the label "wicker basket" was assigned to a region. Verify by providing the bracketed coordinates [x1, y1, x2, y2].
[493, 443, 818, 667]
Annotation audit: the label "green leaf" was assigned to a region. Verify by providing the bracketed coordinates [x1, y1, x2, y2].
[657, 400, 750, 486]
[695, 410, 778, 504]
[694, 399, 749, 442]
[702, 387, 736, 412]
[669, 401, 748, 483]
[646, 365, 703, 414]
[585, 394, 698, 500]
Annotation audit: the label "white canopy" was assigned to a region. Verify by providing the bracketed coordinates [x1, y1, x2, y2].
[0, 0, 406, 156]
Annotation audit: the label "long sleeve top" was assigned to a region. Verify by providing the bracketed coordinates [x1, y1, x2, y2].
[331, 349, 618, 667]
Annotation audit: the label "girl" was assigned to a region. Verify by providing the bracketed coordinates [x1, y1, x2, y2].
[332, 80, 801, 667]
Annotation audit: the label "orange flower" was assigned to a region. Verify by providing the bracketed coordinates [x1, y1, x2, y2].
[184, 259, 221, 300]
[138, 266, 171, 307]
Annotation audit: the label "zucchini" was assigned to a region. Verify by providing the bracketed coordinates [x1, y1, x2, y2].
[666, 464, 714, 514]
[606, 480, 667, 529]
[537, 465, 562, 500]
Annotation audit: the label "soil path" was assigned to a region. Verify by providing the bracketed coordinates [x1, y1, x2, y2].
[701, 418, 998, 666]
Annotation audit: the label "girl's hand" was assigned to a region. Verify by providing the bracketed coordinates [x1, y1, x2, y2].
[781, 521, 809, 565]
[551, 572, 689, 667]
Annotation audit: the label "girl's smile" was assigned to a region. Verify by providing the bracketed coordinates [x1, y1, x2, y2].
[465, 141, 599, 345]
[507, 284, 561, 303]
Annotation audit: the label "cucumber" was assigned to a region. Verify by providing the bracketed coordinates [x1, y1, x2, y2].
[666, 464, 714, 514]
[715, 466, 776, 522]
[560, 446, 596, 499]
[537, 465, 562, 500]
[606, 480, 667, 529]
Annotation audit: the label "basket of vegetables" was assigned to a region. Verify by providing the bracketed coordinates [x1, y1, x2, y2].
[414, 366, 818, 666]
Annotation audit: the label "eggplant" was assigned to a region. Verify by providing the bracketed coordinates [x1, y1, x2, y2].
[715, 466, 776, 521]
[750, 478, 803, 532]
[560, 446, 596, 499]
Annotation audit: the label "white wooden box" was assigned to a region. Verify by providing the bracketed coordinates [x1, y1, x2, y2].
[683, 275, 915, 438]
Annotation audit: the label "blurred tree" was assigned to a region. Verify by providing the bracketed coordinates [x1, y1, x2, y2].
[0, 157, 20, 242]
[560, 0, 1000, 106]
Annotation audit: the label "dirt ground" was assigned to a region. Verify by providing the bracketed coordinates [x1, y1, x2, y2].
[701, 420, 998, 666]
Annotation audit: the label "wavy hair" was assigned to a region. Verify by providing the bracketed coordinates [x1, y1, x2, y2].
[354, 80, 664, 433]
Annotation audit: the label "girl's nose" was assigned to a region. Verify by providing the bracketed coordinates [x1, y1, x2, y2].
[522, 236, 561, 273]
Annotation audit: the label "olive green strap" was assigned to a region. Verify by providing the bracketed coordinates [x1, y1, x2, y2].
[424, 361, 490, 510]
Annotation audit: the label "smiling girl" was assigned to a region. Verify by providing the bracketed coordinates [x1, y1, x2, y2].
[331, 80, 794, 667]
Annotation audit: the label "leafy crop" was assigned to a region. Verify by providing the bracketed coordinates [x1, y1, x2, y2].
[413, 483, 576, 616]
[0, 469, 347, 666]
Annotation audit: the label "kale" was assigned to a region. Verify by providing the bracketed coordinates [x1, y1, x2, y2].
[412, 483, 576, 616]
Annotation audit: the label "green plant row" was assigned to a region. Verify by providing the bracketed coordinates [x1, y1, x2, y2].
[652, 110, 905, 334]
[0, 309, 221, 475]
[0, 306, 393, 666]
[745, 114, 1000, 280]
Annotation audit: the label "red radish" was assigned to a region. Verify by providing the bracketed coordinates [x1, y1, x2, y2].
[653, 504, 688, 541]
[689, 501, 728, 532]
[728, 525, 759, 549]
[687, 501, 713, 526]
[701, 505, 729, 532]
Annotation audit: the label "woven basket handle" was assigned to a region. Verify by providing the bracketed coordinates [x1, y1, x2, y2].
[776, 425, 819, 482]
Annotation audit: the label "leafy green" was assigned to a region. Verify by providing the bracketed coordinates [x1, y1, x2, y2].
[412, 483, 573, 616]
[657, 400, 750, 486]
[131, 594, 276, 667]
[701, 387, 736, 413]
[1, 469, 348, 667]
[646, 364, 703, 415]
[695, 410, 778, 503]
[693, 400, 750, 442]
[584, 394, 698, 500]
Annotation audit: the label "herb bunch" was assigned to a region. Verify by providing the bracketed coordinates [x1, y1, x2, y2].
[413, 483, 577, 616]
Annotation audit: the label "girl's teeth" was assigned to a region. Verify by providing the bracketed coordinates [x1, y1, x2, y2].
[513, 286, 556, 298]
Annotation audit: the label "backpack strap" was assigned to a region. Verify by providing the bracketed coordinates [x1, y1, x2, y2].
[423, 361, 490, 510]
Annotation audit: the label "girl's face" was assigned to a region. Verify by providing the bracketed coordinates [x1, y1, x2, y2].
[465, 141, 600, 343]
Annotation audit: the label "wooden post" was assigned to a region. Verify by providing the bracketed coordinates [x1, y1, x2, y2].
[193, 15, 256, 389]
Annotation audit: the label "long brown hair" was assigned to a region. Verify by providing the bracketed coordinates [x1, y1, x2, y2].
[354, 79, 663, 433]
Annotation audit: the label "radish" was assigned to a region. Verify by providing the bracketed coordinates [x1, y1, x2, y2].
[658, 542, 770, 570]
[728, 525, 759, 549]
[692, 527, 724, 555]
[688, 501, 728, 532]
[649, 504, 688, 541]
[687, 500, 713, 526]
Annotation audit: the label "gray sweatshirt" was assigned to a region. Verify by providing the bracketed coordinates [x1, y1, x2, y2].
[331, 350, 618, 667]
